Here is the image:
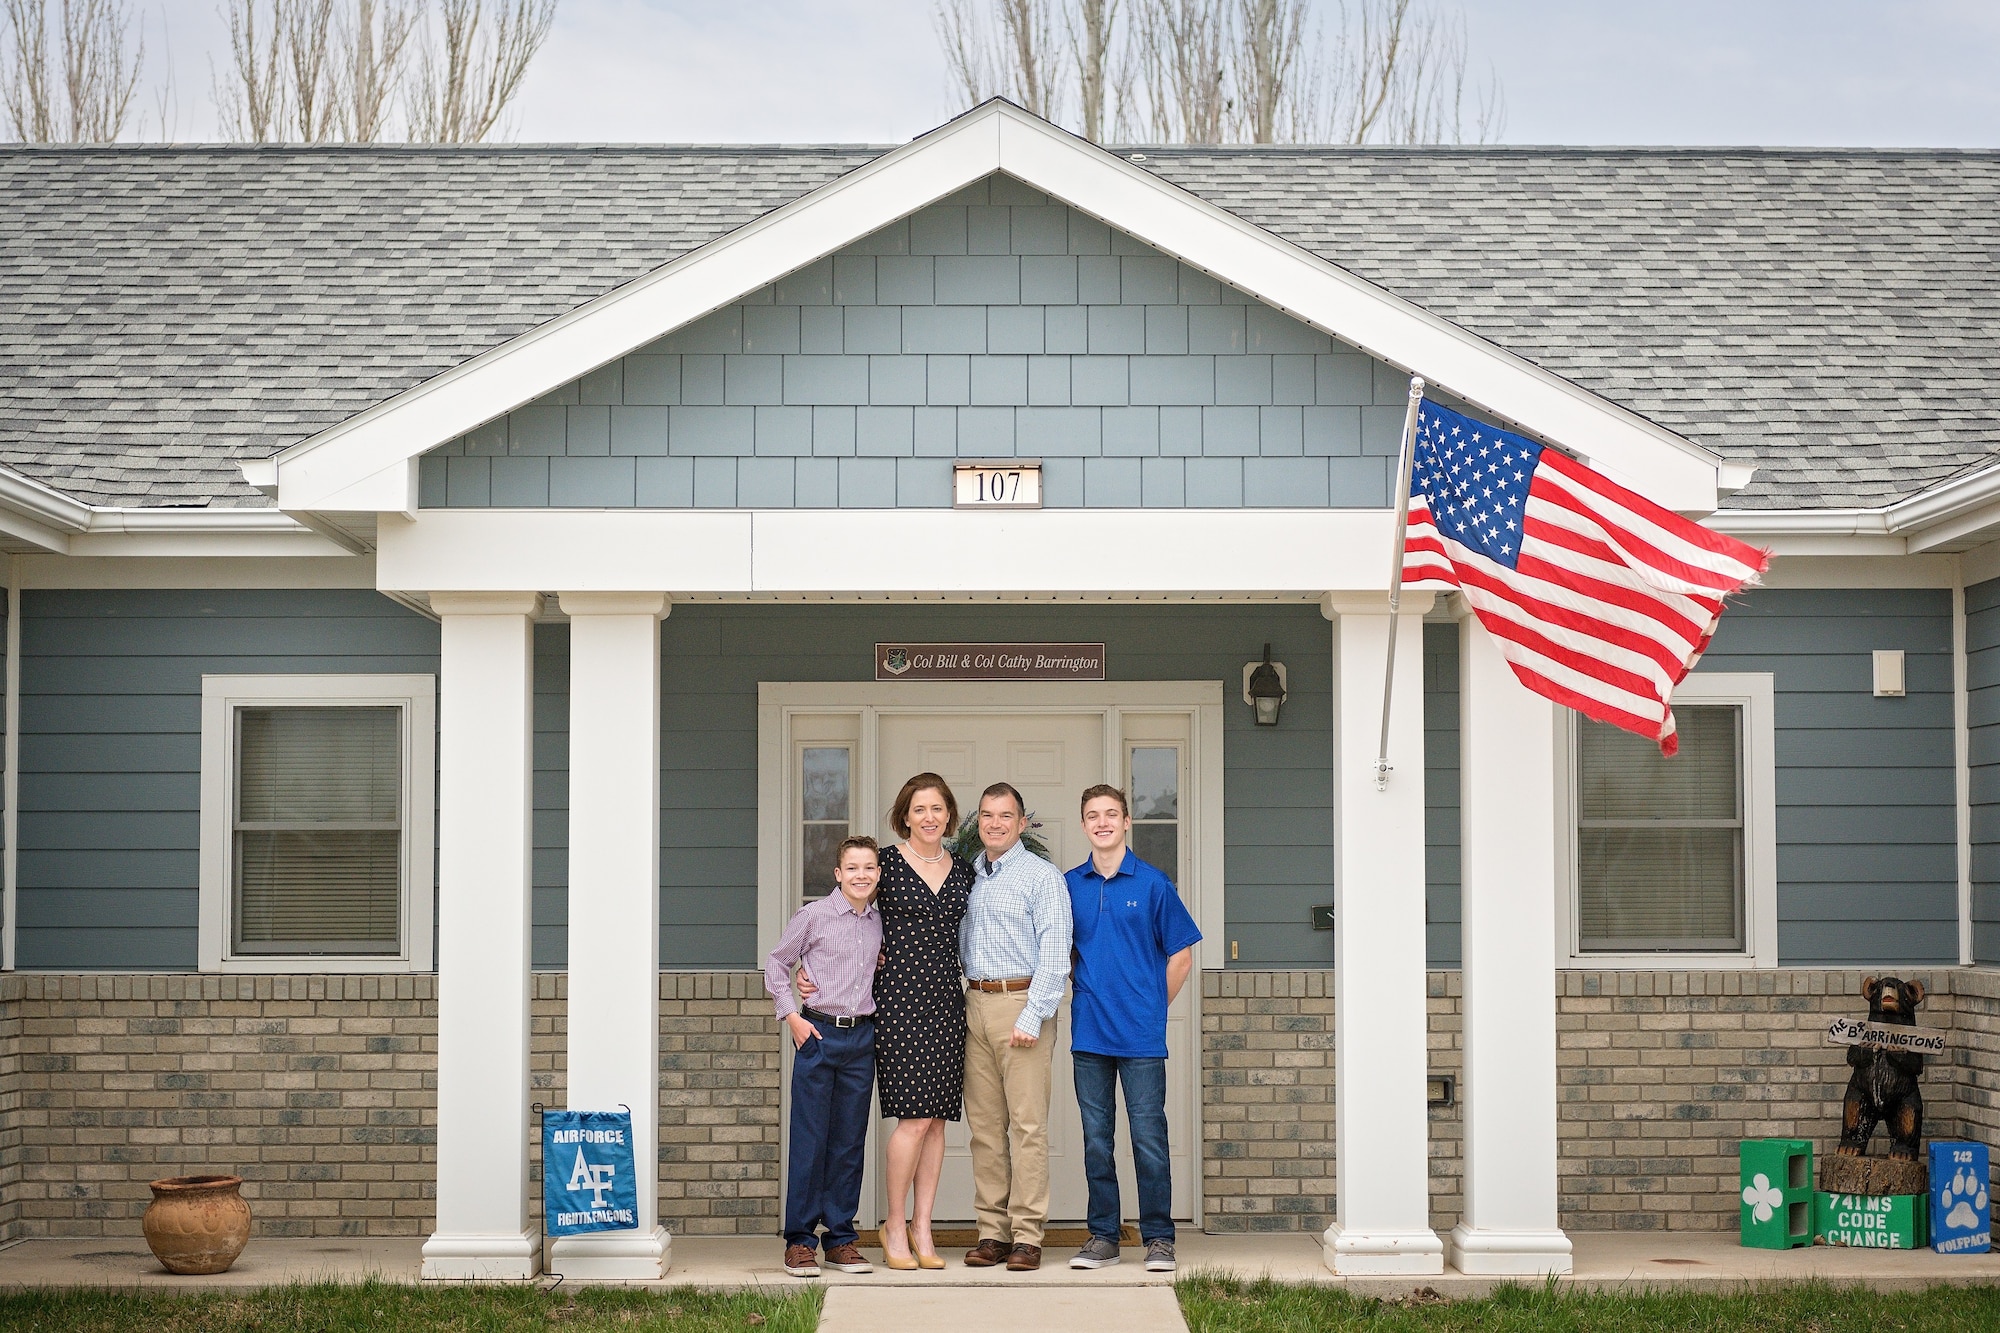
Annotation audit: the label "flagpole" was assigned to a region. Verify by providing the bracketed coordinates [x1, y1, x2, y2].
[1375, 374, 1426, 792]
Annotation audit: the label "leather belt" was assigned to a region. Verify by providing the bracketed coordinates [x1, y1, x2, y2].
[801, 1007, 871, 1028]
[967, 977, 1033, 993]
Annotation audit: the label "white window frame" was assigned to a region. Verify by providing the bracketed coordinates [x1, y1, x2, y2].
[199, 674, 436, 973]
[1555, 671, 1777, 969]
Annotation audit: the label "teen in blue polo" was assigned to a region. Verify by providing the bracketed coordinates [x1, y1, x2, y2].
[1063, 783, 1202, 1273]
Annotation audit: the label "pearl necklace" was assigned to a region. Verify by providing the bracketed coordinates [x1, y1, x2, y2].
[905, 843, 949, 864]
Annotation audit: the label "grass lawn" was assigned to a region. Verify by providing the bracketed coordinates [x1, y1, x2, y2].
[0, 1280, 822, 1332]
[1177, 1273, 2000, 1331]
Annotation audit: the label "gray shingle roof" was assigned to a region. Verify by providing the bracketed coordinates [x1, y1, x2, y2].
[1, 141, 1993, 510]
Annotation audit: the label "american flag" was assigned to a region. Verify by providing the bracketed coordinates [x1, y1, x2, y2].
[1400, 399, 1769, 755]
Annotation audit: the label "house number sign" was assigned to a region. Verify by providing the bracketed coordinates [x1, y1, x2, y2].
[954, 460, 1042, 509]
[876, 642, 1106, 681]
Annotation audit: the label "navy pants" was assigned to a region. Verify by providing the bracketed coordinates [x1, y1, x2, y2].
[1072, 1051, 1173, 1245]
[784, 1020, 876, 1251]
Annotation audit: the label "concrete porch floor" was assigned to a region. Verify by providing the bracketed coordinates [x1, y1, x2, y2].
[3, 1231, 2000, 1298]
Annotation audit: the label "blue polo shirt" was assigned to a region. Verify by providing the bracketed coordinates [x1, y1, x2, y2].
[1065, 849, 1203, 1059]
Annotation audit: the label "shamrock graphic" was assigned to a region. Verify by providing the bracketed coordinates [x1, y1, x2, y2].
[1741, 1173, 1783, 1223]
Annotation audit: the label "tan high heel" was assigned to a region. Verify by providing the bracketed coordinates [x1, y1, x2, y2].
[881, 1223, 920, 1271]
[912, 1226, 945, 1269]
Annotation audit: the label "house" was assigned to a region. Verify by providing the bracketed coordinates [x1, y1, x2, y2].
[1, 100, 1997, 1277]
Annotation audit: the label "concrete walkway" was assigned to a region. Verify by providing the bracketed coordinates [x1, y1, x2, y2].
[3, 1230, 1999, 1298]
[818, 1286, 1188, 1333]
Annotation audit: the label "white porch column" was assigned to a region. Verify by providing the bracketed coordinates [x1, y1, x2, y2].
[1448, 615, 1572, 1274]
[1319, 594, 1443, 1276]
[423, 592, 540, 1280]
[549, 592, 671, 1279]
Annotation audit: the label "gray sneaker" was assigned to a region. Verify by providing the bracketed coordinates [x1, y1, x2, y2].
[1068, 1235, 1121, 1269]
[1143, 1239, 1176, 1273]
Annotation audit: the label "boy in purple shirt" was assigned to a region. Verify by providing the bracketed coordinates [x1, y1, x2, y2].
[764, 836, 884, 1278]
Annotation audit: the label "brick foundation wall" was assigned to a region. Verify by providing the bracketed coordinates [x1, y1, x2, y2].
[1203, 968, 1979, 1234]
[0, 966, 1991, 1240]
[1, 972, 780, 1240]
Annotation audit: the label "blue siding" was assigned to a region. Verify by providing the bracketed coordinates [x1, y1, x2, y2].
[1699, 587, 1958, 965]
[1420, 588, 1958, 968]
[1970, 577, 2000, 963]
[527, 604, 1338, 970]
[421, 174, 1408, 511]
[15, 590, 441, 970]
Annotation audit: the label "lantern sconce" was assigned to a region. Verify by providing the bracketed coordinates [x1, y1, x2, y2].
[1243, 644, 1288, 726]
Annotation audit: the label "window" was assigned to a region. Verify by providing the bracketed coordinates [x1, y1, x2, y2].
[1129, 744, 1181, 885]
[800, 745, 852, 901]
[1561, 672, 1776, 966]
[200, 675, 435, 972]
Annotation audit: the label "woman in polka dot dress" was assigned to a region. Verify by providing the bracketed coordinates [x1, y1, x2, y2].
[872, 773, 974, 1269]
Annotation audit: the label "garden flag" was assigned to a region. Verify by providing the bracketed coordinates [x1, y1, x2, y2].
[542, 1109, 638, 1236]
[1400, 398, 1769, 755]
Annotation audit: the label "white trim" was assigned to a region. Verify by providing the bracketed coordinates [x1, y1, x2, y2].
[1757, 555, 1957, 590]
[1957, 579, 1975, 966]
[1964, 539, 2000, 590]
[1554, 673, 1779, 969]
[16, 555, 376, 590]
[198, 673, 437, 973]
[273, 102, 1723, 514]
[380, 507, 1406, 597]
[2, 568, 16, 972]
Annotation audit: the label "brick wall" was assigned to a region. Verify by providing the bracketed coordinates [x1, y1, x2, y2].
[0, 972, 780, 1240]
[1204, 968, 1974, 1235]
[0, 966, 1991, 1241]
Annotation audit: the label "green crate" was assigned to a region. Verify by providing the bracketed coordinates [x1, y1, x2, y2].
[1815, 1191, 1930, 1249]
[1740, 1138, 1814, 1249]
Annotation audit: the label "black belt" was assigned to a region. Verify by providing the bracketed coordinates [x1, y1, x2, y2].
[802, 1007, 873, 1029]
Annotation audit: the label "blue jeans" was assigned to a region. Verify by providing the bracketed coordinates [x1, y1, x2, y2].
[784, 1020, 876, 1250]
[1071, 1051, 1172, 1244]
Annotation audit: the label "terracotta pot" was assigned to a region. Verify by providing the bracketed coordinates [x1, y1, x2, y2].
[142, 1175, 252, 1275]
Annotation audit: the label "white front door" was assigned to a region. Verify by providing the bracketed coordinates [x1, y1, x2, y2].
[877, 710, 1102, 1223]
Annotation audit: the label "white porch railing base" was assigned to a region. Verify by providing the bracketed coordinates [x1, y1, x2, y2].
[549, 1226, 671, 1281]
[420, 1227, 540, 1280]
[1447, 1224, 1574, 1275]
[1319, 1222, 1445, 1275]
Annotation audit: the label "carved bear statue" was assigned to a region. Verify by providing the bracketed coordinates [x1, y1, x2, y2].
[1837, 975, 1925, 1161]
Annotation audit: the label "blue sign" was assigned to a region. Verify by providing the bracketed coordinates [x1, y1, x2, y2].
[1930, 1140, 1991, 1254]
[543, 1109, 638, 1236]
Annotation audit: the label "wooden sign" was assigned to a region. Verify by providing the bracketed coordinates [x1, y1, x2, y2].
[953, 460, 1041, 509]
[875, 642, 1106, 681]
[1825, 1017, 1946, 1056]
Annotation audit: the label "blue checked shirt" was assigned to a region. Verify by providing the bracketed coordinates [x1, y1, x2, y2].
[960, 840, 1073, 1039]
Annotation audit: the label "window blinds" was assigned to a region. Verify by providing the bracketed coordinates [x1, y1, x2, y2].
[1576, 704, 1744, 952]
[233, 706, 402, 955]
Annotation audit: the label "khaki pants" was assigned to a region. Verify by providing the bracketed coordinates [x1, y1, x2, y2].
[962, 987, 1056, 1247]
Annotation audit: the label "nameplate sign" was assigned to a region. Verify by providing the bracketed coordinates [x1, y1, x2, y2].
[953, 460, 1042, 509]
[1825, 1017, 1946, 1056]
[876, 642, 1106, 681]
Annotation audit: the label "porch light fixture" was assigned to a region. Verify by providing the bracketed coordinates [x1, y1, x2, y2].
[1244, 644, 1288, 726]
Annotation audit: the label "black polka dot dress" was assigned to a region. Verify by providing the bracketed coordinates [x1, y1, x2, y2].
[873, 845, 974, 1121]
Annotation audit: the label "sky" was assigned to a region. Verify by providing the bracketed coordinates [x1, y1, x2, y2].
[138, 0, 2000, 146]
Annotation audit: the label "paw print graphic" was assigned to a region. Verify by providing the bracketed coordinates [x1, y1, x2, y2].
[1741, 1173, 1783, 1223]
[1942, 1168, 1990, 1231]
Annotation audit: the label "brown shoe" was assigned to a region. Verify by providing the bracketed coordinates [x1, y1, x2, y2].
[964, 1237, 1011, 1267]
[823, 1242, 873, 1274]
[783, 1243, 820, 1277]
[1005, 1243, 1042, 1271]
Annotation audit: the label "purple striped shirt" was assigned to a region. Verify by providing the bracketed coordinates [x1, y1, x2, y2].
[763, 891, 882, 1022]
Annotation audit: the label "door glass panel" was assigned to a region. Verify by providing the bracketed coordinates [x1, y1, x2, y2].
[801, 745, 851, 899]
[1129, 745, 1180, 885]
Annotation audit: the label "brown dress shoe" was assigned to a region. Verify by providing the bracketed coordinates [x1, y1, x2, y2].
[823, 1242, 873, 1273]
[783, 1243, 820, 1277]
[964, 1237, 1011, 1267]
[1005, 1243, 1042, 1271]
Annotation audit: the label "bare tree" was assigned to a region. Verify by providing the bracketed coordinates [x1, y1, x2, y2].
[1064, 0, 1117, 142]
[938, 0, 1502, 146]
[404, 0, 554, 143]
[1, 0, 142, 140]
[332, 0, 412, 139]
[282, 0, 334, 139]
[1130, 0, 1226, 143]
[213, 0, 285, 140]
[935, 0, 1063, 124]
